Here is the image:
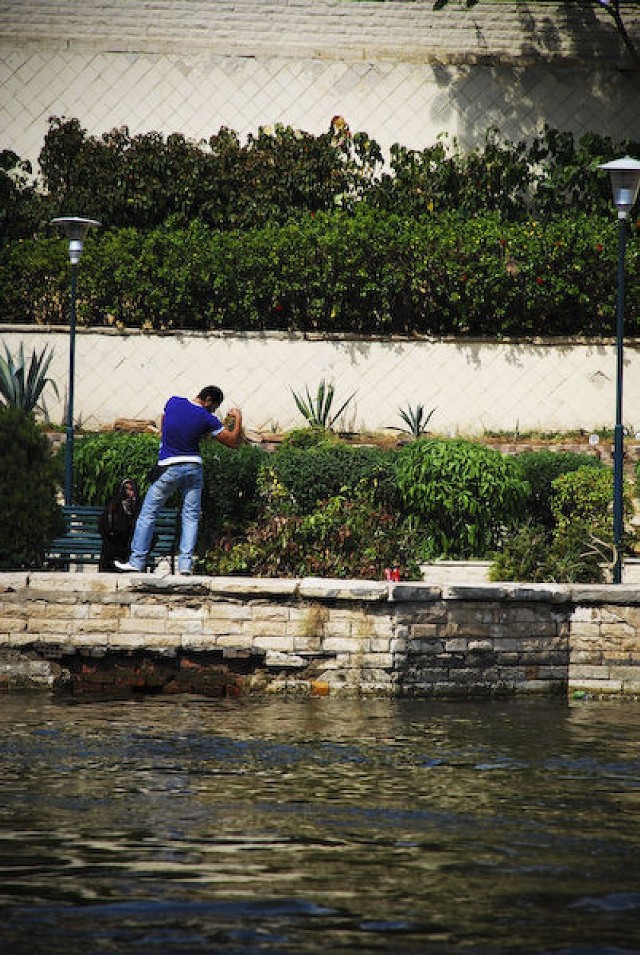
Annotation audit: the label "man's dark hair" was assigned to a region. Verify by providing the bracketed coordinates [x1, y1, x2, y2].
[198, 385, 224, 407]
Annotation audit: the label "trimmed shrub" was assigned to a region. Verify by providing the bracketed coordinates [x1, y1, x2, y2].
[266, 440, 397, 514]
[394, 438, 530, 559]
[0, 407, 64, 568]
[514, 449, 603, 530]
[550, 465, 625, 534]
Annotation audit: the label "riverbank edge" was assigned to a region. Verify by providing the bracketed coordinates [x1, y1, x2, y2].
[1, 572, 639, 700]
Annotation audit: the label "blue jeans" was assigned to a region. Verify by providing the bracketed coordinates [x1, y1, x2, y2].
[129, 464, 203, 573]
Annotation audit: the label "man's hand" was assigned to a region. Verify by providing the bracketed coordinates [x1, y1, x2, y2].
[216, 407, 243, 448]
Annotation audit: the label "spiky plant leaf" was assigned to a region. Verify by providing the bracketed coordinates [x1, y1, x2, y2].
[0, 341, 59, 413]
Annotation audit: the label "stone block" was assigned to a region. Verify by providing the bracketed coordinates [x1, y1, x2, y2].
[445, 638, 469, 652]
[299, 578, 387, 601]
[118, 617, 166, 634]
[205, 603, 252, 621]
[409, 623, 440, 638]
[27, 617, 71, 635]
[292, 634, 323, 653]
[0, 617, 28, 633]
[252, 635, 296, 652]
[165, 619, 204, 635]
[568, 678, 623, 693]
[130, 603, 167, 619]
[322, 636, 369, 654]
[570, 664, 610, 681]
[245, 621, 288, 639]
[251, 605, 291, 623]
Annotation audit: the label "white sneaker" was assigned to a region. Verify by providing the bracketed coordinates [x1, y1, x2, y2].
[114, 561, 141, 573]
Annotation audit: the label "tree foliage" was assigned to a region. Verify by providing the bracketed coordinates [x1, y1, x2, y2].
[0, 408, 64, 569]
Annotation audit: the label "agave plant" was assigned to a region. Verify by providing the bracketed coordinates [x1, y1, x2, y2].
[390, 403, 436, 439]
[0, 341, 59, 414]
[291, 379, 356, 430]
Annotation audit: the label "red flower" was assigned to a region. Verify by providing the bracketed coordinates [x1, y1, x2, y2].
[596, 243, 604, 252]
[536, 276, 544, 285]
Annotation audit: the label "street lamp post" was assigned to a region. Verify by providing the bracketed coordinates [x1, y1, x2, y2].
[598, 158, 640, 584]
[51, 216, 101, 506]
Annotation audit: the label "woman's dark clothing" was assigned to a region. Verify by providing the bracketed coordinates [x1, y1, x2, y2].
[99, 480, 141, 572]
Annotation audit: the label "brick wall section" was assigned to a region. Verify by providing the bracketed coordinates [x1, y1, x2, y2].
[2, 573, 639, 699]
[1, 0, 637, 64]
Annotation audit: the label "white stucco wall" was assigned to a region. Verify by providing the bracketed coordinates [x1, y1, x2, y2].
[1, 326, 634, 437]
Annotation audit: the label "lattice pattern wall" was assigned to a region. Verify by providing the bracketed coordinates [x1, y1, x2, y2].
[2, 327, 637, 439]
[1, 1, 639, 168]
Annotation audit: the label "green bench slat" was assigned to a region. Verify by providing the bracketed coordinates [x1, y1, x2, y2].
[46, 505, 180, 571]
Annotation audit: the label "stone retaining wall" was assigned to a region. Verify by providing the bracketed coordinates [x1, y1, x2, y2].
[1, 572, 639, 700]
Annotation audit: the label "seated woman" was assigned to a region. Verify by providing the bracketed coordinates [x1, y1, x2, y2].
[99, 478, 141, 572]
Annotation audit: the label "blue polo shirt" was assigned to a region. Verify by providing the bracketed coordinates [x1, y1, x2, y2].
[158, 397, 224, 466]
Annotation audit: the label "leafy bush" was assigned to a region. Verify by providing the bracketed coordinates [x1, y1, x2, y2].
[36, 116, 382, 233]
[198, 442, 265, 550]
[394, 438, 530, 559]
[490, 520, 610, 584]
[266, 441, 397, 514]
[0, 407, 64, 568]
[514, 450, 603, 530]
[206, 476, 421, 579]
[9, 118, 631, 241]
[491, 465, 634, 583]
[73, 431, 161, 504]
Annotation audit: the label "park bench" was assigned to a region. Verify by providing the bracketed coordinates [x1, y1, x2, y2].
[45, 505, 180, 573]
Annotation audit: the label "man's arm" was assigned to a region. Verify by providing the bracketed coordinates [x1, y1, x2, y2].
[214, 407, 243, 448]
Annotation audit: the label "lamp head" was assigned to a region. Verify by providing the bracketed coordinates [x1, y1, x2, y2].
[51, 216, 101, 264]
[599, 157, 640, 219]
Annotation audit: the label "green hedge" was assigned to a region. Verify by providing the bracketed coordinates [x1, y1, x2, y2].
[266, 441, 396, 514]
[2, 119, 639, 337]
[1, 209, 637, 336]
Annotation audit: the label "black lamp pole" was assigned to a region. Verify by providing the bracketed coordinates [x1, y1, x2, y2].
[50, 217, 101, 506]
[599, 159, 640, 584]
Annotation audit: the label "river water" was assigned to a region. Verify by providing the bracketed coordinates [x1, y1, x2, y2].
[1, 694, 639, 954]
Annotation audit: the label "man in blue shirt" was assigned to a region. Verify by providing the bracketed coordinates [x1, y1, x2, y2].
[115, 385, 243, 575]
